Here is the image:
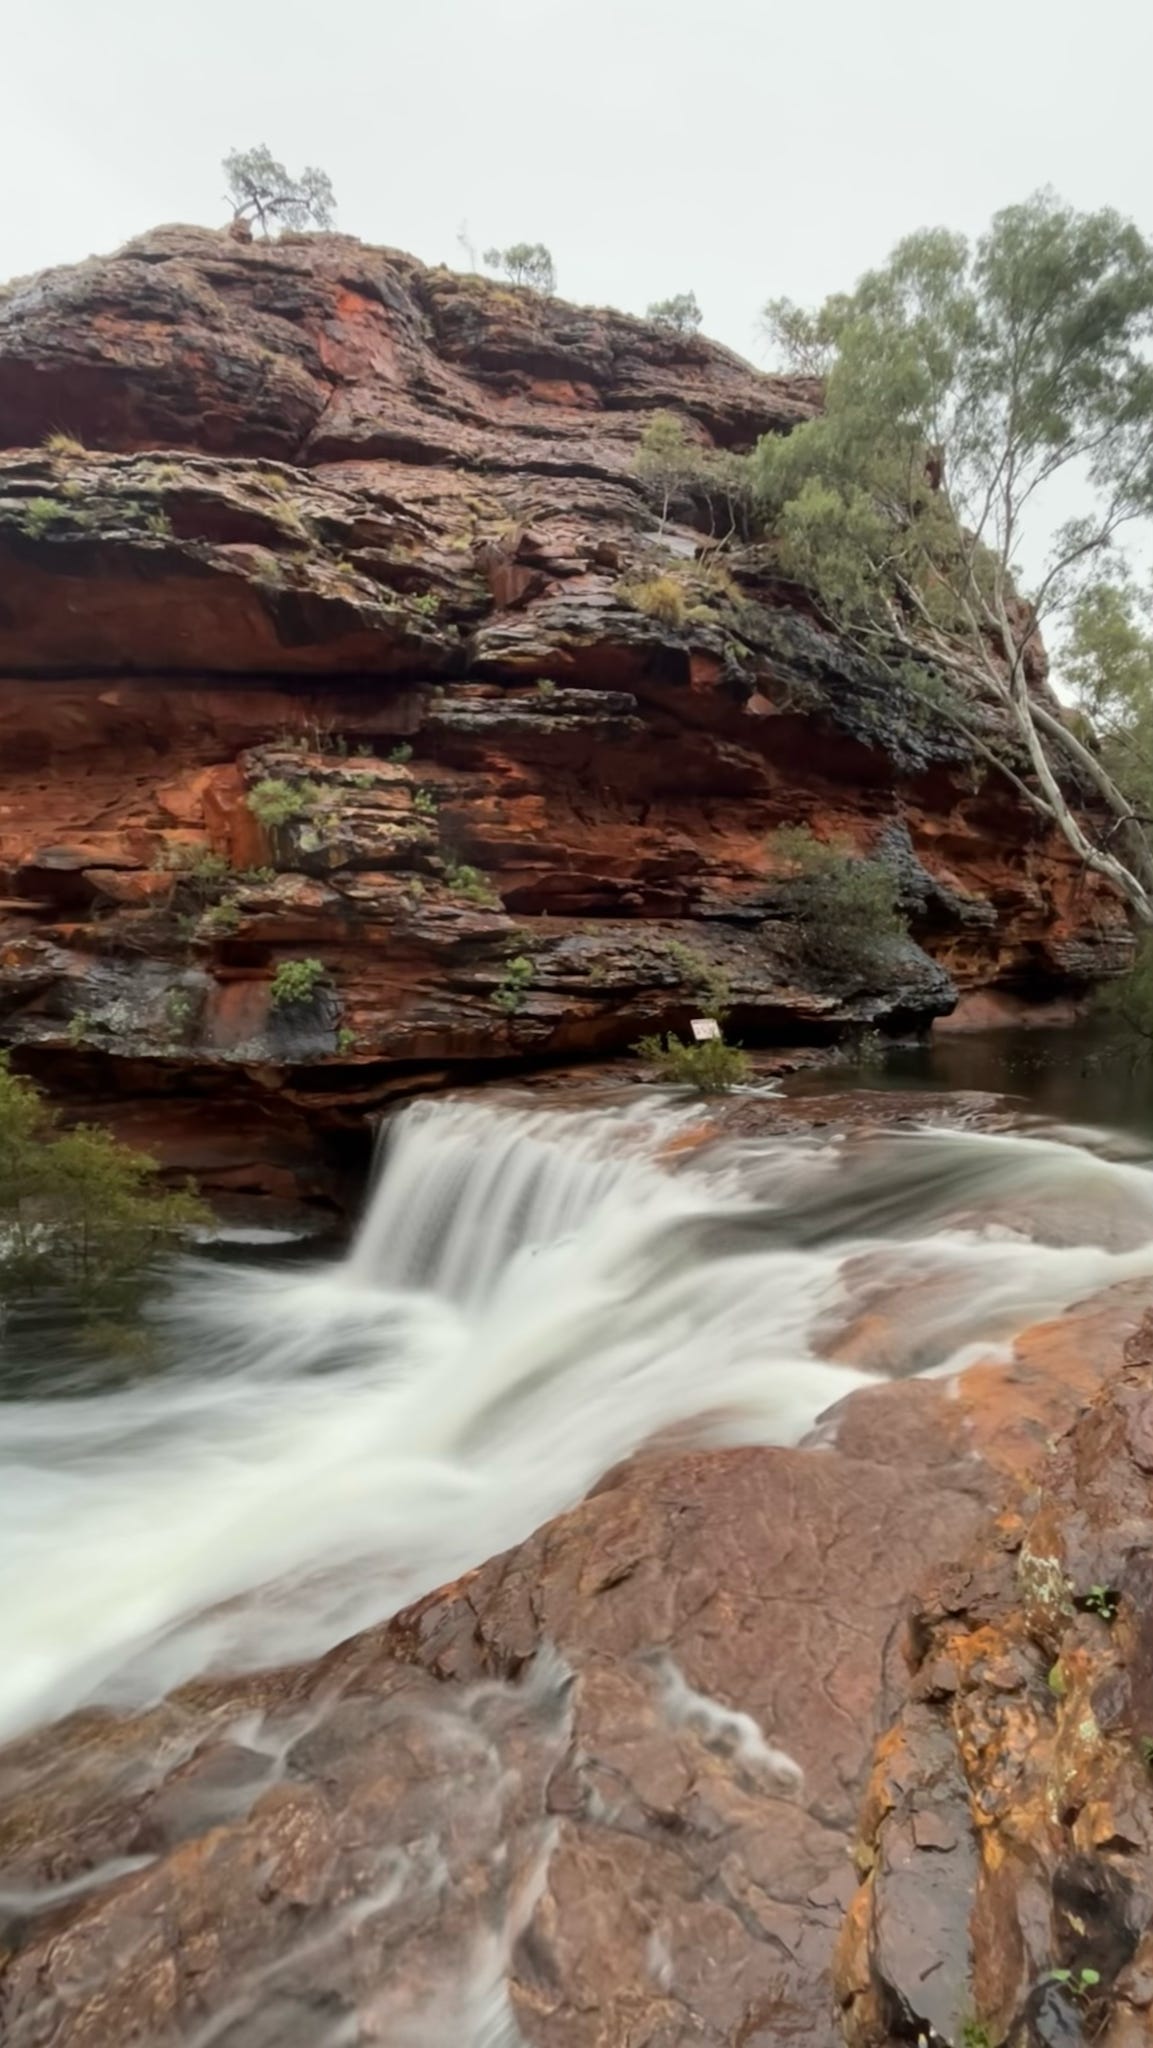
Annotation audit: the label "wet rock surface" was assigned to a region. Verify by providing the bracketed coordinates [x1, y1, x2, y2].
[3, 1282, 1152, 2047]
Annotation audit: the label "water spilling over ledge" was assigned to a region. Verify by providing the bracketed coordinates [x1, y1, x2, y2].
[3, 1090, 1153, 2047]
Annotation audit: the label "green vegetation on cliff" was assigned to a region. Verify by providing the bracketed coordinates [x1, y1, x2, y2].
[0, 1056, 206, 1311]
[755, 192, 1153, 925]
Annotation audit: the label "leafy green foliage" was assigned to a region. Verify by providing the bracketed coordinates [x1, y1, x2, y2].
[164, 988, 197, 1038]
[634, 1032, 750, 1093]
[155, 842, 233, 913]
[661, 940, 732, 1020]
[483, 243, 556, 293]
[21, 496, 71, 536]
[1046, 1967, 1101, 1999]
[1081, 1585, 1119, 1621]
[767, 826, 906, 979]
[1068, 580, 1153, 1036]
[388, 743, 414, 763]
[493, 955, 535, 1014]
[0, 1054, 207, 1311]
[442, 859, 500, 907]
[223, 145, 336, 234]
[753, 191, 1153, 923]
[760, 294, 849, 376]
[646, 292, 702, 335]
[269, 958, 328, 1010]
[247, 777, 323, 830]
[634, 411, 757, 537]
[199, 900, 242, 937]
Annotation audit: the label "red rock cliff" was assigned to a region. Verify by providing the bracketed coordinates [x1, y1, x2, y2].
[0, 227, 1129, 1190]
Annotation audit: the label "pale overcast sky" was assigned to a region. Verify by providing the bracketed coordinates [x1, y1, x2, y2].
[4, 0, 1151, 596]
[5, 0, 1151, 362]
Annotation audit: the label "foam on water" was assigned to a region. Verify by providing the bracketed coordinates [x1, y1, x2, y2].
[2, 1092, 1153, 1744]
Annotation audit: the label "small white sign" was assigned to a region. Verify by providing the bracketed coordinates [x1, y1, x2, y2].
[690, 1017, 721, 1042]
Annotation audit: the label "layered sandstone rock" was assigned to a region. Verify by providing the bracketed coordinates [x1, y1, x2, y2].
[0, 227, 1130, 1186]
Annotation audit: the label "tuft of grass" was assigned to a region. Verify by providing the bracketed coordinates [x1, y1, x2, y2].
[44, 430, 86, 458]
[443, 858, 500, 908]
[247, 778, 324, 830]
[616, 573, 687, 630]
[199, 900, 242, 937]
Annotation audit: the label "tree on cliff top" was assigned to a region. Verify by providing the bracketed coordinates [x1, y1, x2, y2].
[647, 292, 702, 335]
[483, 243, 556, 293]
[756, 191, 1153, 924]
[223, 146, 336, 236]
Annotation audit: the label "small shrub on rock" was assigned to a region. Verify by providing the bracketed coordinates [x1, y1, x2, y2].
[269, 958, 328, 1010]
[634, 1032, 749, 1093]
[494, 955, 535, 1015]
[766, 825, 905, 978]
[247, 778, 323, 830]
[0, 1053, 207, 1311]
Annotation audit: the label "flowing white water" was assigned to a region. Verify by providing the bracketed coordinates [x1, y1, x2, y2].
[3, 1091, 1153, 1746]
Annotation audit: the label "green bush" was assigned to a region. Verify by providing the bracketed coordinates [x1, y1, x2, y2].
[199, 900, 242, 937]
[269, 957, 328, 1010]
[155, 843, 233, 911]
[494, 955, 535, 1014]
[0, 1054, 207, 1310]
[634, 1032, 750, 1093]
[661, 939, 732, 1020]
[646, 293, 702, 335]
[247, 778, 324, 830]
[22, 496, 71, 537]
[443, 858, 500, 907]
[767, 825, 905, 978]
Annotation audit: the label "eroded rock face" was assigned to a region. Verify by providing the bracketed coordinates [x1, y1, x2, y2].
[0, 227, 1131, 1188]
[837, 1314, 1153, 2048]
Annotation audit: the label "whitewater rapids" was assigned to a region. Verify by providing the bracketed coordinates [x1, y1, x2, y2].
[3, 1090, 1153, 1744]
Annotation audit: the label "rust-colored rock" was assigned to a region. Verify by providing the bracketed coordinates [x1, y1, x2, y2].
[0, 1401, 992, 2047]
[0, 227, 1131, 1190]
[837, 1315, 1153, 2048]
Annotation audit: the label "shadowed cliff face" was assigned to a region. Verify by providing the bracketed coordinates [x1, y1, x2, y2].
[0, 226, 1130, 1191]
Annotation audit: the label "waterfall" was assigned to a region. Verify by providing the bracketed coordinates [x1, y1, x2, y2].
[1, 1093, 1152, 1743]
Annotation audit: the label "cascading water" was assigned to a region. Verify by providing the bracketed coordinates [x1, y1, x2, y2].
[3, 1091, 1153, 1747]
